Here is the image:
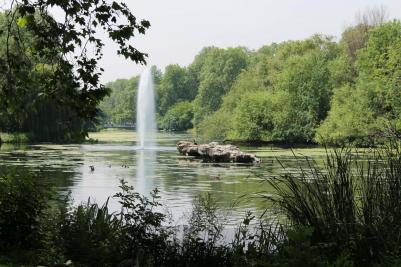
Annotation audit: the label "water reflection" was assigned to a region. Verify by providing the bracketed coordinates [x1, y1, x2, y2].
[135, 149, 157, 195]
[0, 131, 332, 225]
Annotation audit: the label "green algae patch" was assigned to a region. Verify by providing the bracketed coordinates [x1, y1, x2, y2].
[88, 129, 137, 142]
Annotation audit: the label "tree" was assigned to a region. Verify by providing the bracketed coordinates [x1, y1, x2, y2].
[0, 0, 150, 141]
[161, 101, 193, 131]
[99, 76, 139, 126]
[156, 48, 219, 118]
[341, 6, 389, 71]
[317, 20, 401, 144]
[157, 64, 190, 116]
[197, 36, 341, 143]
[192, 47, 249, 126]
[184, 47, 218, 99]
[315, 85, 375, 145]
[0, 11, 87, 140]
[196, 110, 233, 141]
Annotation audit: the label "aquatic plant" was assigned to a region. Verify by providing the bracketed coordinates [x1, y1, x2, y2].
[266, 144, 401, 266]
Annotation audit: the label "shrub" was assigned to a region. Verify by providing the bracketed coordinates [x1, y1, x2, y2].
[60, 199, 123, 267]
[114, 180, 175, 266]
[0, 132, 29, 144]
[0, 168, 52, 263]
[181, 193, 231, 266]
[196, 110, 234, 141]
[60, 180, 177, 267]
[161, 101, 194, 131]
[6, 146, 401, 266]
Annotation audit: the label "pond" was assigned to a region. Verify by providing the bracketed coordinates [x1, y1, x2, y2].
[0, 129, 330, 225]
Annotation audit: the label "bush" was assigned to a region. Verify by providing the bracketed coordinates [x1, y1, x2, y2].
[0, 132, 29, 144]
[0, 168, 53, 263]
[113, 181, 175, 266]
[315, 85, 376, 146]
[59, 180, 179, 267]
[181, 193, 231, 266]
[161, 101, 194, 131]
[60, 199, 123, 266]
[196, 110, 234, 141]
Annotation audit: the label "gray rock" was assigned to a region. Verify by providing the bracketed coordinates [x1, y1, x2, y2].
[176, 141, 260, 163]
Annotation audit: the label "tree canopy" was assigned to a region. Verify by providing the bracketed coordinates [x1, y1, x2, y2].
[101, 17, 401, 146]
[4, 1, 397, 146]
[0, 0, 149, 141]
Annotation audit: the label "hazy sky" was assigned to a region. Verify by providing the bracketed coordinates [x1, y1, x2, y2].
[99, 0, 401, 82]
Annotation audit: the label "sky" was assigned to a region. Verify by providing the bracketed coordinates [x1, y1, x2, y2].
[98, 0, 401, 83]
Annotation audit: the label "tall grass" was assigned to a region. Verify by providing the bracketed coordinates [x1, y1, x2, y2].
[266, 144, 401, 266]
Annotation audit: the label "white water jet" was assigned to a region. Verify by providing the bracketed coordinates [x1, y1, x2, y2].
[136, 68, 156, 148]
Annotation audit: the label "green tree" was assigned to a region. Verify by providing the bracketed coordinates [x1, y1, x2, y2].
[317, 20, 401, 144]
[157, 64, 191, 116]
[185, 47, 219, 98]
[193, 47, 249, 126]
[0, 0, 150, 141]
[315, 85, 375, 145]
[99, 76, 140, 125]
[196, 110, 234, 141]
[161, 101, 193, 131]
[198, 36, 341, 143]
[0, 12, 87, 141]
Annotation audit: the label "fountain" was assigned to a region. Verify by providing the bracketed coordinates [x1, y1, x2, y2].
[135, 68, 157, 193]
[136, 67, 156, 149]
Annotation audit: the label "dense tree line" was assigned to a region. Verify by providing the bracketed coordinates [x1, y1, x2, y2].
[103, 14, 399, 145]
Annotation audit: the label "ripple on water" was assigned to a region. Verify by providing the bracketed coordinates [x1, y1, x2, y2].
[0, 131, 332, 226]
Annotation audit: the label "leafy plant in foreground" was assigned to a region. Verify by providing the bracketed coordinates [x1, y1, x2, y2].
[0, 168, 52, 263]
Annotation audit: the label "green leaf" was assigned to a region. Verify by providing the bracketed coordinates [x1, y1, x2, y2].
[17, 17, 27, 28]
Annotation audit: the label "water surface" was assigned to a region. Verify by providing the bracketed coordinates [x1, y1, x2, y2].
[0, 130, 329, 225]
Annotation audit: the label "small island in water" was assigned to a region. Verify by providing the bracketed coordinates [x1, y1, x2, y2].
[176, 140, 260, 163]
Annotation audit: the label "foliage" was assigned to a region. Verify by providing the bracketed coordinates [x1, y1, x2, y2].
[0, 11, 87, 141]
[196, 109, 234, 141]
[181, 193, 230, 266]
[0, 0, 149, 141]
[114, 180, 175, 266]
[99, 18, 400, 145]
[192, 47, 249, 125]
[161, 101, 193, 131]
[232, 91, 286, 141]
[157, 65, 195, 116]
[60, 199, 123, 266]
[5, 147, 401, 266]
[317, 21, 401, 145]
[0, 132, 29, 144]
[267, 144, 401, 266]
[99, 76, 139, 125]
[315, 85, 375, 145]
[0, 168, 52, 263]
[198, 35, 341, 143]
